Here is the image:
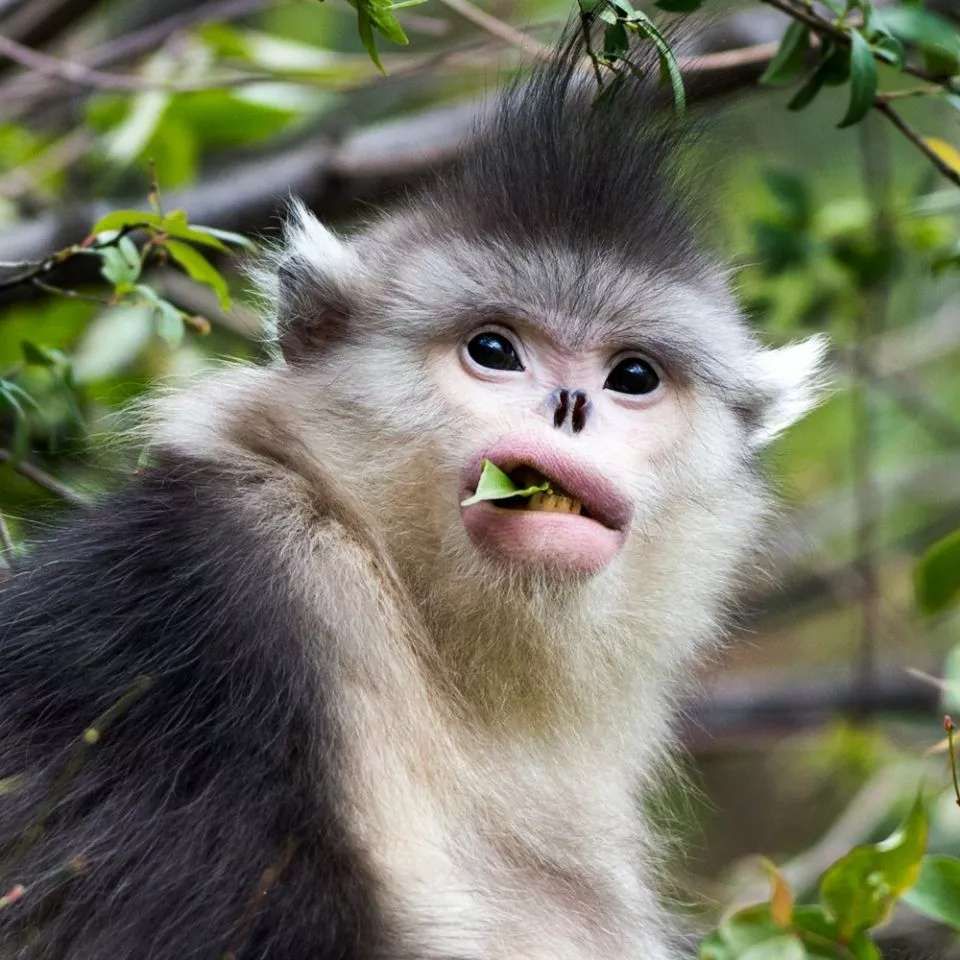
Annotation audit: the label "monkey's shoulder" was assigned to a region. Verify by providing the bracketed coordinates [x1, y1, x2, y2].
[0, 456, 388, 960]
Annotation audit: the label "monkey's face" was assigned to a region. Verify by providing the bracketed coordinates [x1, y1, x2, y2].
[270, 211, 825, 595]
[435, 325, 685, 575]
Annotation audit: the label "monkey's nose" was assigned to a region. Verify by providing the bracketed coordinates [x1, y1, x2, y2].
[549, 389, 590, 433]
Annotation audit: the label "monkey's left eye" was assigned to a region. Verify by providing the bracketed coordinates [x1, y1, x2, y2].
[604, 357, 661, 395]
[466, 332, 524, 372]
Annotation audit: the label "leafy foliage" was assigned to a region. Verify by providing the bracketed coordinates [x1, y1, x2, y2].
[701, 799, 946, 958]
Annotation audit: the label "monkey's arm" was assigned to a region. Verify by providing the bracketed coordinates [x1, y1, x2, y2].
[0, 457, 385, 960]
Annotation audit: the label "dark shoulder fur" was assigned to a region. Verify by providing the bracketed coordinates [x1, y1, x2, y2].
[0, 458, 385, 960]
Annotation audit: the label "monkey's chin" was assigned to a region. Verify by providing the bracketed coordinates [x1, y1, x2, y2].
[461, 502, 625, 574]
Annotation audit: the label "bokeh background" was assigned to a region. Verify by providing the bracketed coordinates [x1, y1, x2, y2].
[0, 0, 958, 954]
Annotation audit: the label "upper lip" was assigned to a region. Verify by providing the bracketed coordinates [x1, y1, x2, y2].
[460, 437, 633, 532]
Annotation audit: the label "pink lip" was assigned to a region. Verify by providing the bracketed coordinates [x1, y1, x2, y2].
[459, 436, 632, 574]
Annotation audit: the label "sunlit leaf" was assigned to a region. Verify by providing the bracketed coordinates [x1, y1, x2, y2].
[99, 242, 142, 290]
[188, 225, 257, 251]
[819, 794, 927, 938]
[460, 459, 550, 506]
[158, 211, 228, 251]
[924, 138, 960, 177]
[90, 209, 162, 236]
[740, 935, 805, 960]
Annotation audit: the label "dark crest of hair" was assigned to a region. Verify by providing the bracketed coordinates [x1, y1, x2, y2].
[436, 26, 702, 276]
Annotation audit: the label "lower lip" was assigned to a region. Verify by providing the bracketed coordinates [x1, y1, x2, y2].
[460, 501, 626, 574]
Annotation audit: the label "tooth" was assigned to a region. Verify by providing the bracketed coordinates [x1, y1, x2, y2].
[528, 493, 545, 510]
[571, 499, 582, 515]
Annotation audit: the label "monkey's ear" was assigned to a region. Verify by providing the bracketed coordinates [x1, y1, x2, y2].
[748, 334, 830, 448]
[275, 201, 361, 364]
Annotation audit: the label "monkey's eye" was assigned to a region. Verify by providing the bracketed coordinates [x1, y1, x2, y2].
[465, 332, 524, 372]
[604, 357, 661, 395]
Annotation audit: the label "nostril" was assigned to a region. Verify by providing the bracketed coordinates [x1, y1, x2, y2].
[551, 389, 569, 429]
[571, 391, 589, 433]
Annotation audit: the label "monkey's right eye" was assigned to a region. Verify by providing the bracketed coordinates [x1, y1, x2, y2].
[466, 332, 524, 372]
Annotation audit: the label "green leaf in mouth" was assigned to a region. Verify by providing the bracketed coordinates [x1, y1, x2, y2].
[460, 459, 552, 507]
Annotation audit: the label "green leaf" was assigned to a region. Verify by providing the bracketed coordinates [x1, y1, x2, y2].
[135, 284, 186, 347]
[340, 0, 409, 72]
[838, 31, 878, 128]
[760, 22, 811, 86]
[158, 211, 228, 251]
[188, 225, 257, 251]
[621, 10, 685, 115]
[99, 241, 142, 290]
[460, 459, 550, 507]
[902, 855, 960, 930]
[653, 0, 703, 11]
[881, 7, 960, 75]
[916, 528, 960, 614]
[869, 33, 905, 69]
[164, 239, 231, 310]
[603, 20, 630, 61]
[819, 794, 927, 939]
[740, 935, 806, 960]
[21, 341, 58, 368]
[90, 209, 162, 236]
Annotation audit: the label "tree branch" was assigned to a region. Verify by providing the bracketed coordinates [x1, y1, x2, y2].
[760, 0, 957, 88]
[0, 449, 88, 506]
[875, 99, 960, 189]
[435, 0, 552, 61]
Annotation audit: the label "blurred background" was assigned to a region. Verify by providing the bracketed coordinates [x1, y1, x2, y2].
[0, 0, 958, 954]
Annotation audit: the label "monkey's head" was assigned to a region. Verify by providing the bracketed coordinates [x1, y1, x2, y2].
[258, 41, 826, 695]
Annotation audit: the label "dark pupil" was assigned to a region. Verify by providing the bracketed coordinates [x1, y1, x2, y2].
[605, 357, 660, 395]
[467, 333, 523, 371]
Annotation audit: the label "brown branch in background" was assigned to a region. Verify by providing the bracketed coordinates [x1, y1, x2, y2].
[875, 99, 960, 190]
[0, 0, 276, 118]
[0, 32, 270, 93]
[0, 0, 89, 49]
[0, 449, 88, 507]
[0, 32, 159, 91]
[435, 0, 552, 61]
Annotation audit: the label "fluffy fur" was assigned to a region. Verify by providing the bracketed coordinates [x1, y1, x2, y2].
[0, 31, 825, 960]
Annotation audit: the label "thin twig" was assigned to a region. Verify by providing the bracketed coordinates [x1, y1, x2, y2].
[875, 99, 960, 189]
[0, 223, 142, 294]
[945, 716, 960, 807]
[434, 0, 552, 61]
[0, 449, 89, 506]
[0, 33, 273, 92]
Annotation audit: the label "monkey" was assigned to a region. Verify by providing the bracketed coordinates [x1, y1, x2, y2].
[0, 30, 826, 960]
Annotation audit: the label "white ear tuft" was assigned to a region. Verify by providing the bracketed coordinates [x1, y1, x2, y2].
[749, 334, 830, 448]
[285, 198, 359, 278]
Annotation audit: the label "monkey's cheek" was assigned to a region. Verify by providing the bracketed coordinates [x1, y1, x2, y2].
[460, 502, 625, 574]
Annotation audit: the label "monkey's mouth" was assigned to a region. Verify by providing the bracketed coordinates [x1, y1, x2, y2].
[460, 439, 631, 574]
[492, 467, 588, 518]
